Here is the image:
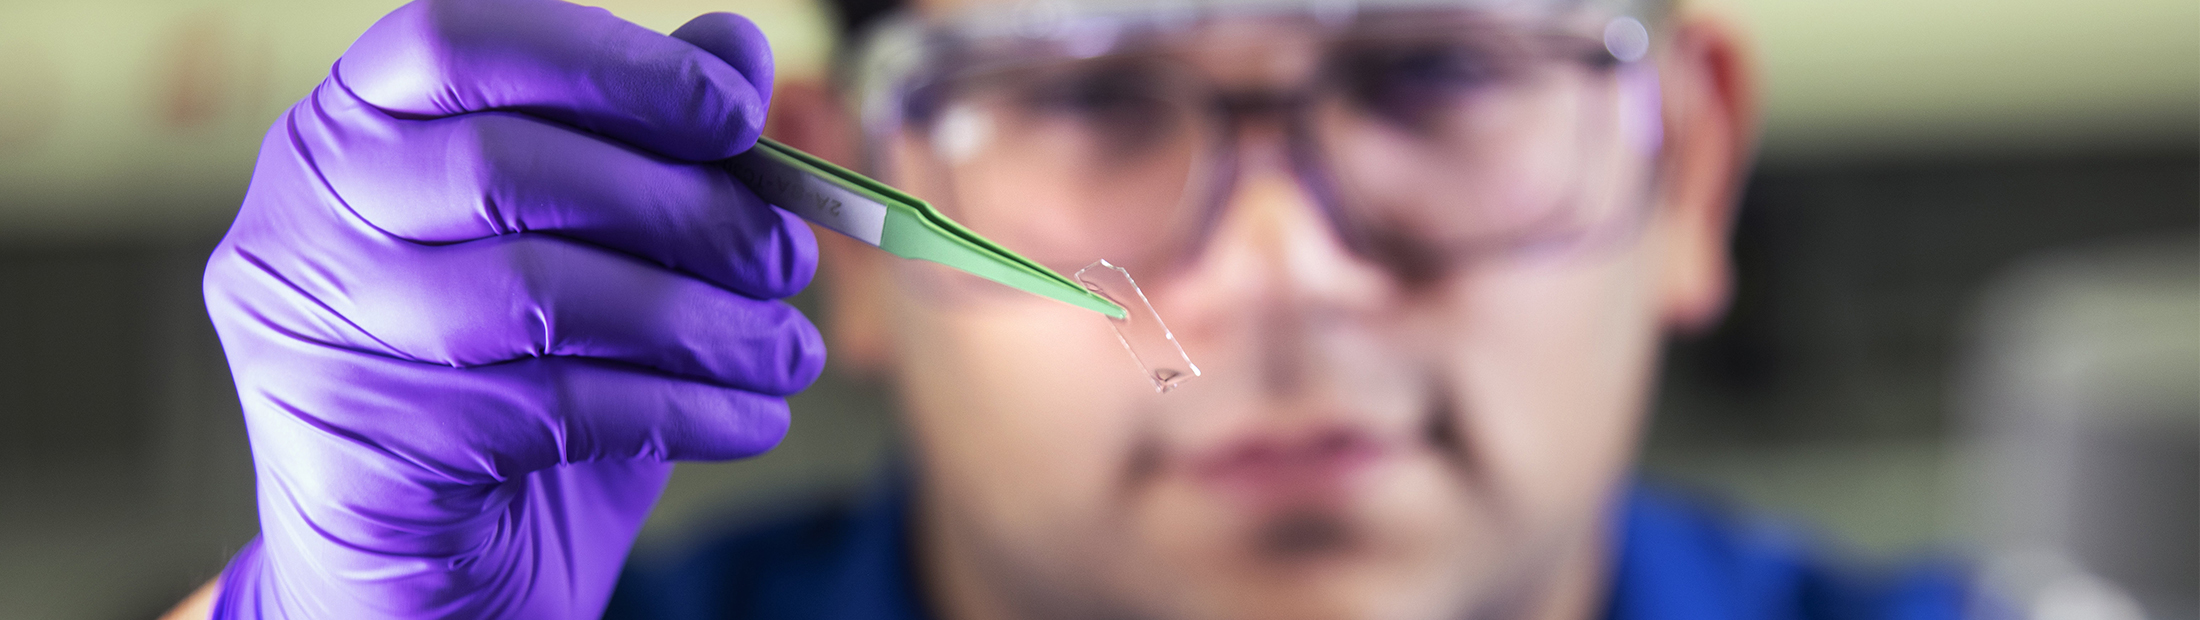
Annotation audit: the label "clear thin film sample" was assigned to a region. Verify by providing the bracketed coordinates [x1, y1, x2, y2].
[1076, 260, 1200, 393]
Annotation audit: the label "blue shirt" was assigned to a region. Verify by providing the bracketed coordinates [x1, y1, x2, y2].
[606, 480, 1975, 620]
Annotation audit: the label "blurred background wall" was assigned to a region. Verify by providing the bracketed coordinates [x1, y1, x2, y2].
[0, 0, 2192, 617]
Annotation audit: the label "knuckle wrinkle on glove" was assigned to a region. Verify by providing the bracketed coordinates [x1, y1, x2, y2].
[338, 0, 765, 161]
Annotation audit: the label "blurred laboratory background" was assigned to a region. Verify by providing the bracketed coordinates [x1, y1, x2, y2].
[0, 0, 2192, 617]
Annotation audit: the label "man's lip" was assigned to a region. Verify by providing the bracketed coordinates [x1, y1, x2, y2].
[1185, 425, 1391, 507]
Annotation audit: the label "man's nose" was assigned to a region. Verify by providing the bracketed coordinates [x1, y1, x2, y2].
[1165, 132, 1399, 388]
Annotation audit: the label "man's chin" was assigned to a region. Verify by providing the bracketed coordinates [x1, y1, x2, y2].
[1120, 454, 1492, 620]
[1252, 505, 1362, 564]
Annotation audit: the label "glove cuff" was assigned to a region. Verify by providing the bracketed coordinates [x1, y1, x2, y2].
[209, 537, 276, 619]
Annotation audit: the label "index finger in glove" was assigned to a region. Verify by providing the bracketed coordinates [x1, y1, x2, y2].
[338, 0, 771, 162]
[306, 90, 814, 300]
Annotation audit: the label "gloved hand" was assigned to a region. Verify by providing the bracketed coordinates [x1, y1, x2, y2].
[200, 0, 821, 617]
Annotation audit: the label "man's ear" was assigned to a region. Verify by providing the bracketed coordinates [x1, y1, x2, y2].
[1651, 13, 1757, 335]
[767, 79, 898, 376]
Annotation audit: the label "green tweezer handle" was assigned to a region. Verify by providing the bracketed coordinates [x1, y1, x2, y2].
[728, 137, 1128, 320]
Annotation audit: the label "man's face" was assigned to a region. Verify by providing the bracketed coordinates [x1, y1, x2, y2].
[814, 5, 1746, 619]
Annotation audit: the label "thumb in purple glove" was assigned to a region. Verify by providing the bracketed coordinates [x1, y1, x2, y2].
[203, 1, 817, 617]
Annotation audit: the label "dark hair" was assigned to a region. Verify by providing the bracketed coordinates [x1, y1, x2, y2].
[826, 0, 906, 42]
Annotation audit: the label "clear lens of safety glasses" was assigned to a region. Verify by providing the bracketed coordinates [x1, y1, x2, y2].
[870, 8, 1654, 290]
[890, 54, 1220, 280]
[1305, 17, 1644, 260]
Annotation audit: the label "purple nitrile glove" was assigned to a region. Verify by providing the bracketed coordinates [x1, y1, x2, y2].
[200, 0, 820, 617]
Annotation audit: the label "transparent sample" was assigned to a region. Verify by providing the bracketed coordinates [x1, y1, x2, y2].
[1076, 260, 1201, 393]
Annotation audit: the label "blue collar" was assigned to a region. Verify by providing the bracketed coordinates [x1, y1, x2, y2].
[612, 480, 1970, 620]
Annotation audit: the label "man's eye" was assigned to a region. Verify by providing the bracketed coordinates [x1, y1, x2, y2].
[1021, 68, 1169, 120]
[1013, 66, 1181, 156]
[1342, 46, 1510, 126]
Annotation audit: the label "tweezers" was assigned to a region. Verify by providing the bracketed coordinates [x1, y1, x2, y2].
[729, 137, 1127, 319]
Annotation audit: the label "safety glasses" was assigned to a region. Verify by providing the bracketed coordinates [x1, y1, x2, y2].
[847, 0, 1667, 286]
